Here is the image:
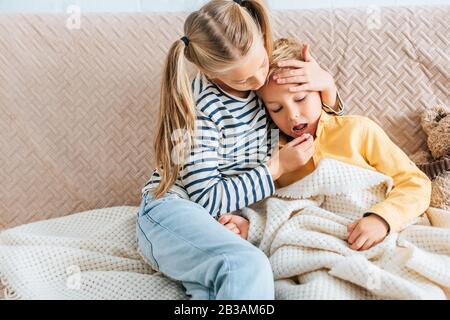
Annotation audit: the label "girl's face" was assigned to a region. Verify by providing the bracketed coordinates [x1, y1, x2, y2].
[211, 38, 269, 94]
[258, 78, 322, 138]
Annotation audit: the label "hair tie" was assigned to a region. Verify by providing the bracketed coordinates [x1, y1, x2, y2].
[180, 36, 190, 47]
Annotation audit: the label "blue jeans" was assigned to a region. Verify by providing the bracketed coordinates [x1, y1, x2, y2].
[135, 191, 275, 300]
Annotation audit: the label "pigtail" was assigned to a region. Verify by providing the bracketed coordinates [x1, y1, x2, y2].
[153, 40, 196, 199]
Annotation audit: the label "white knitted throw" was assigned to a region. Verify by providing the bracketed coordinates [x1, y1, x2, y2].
[0, 206, 187, 300]
[0, 158, 449, 299]
[241, 158, 450, 299]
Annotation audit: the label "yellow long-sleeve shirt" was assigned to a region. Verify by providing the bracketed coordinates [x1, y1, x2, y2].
[276, 110, 432, 233]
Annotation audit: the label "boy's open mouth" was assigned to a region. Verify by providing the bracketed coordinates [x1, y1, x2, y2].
[292, 123, 308, 136]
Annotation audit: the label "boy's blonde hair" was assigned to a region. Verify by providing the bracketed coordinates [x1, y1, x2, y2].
[154, 0, 273, 198]
[267, 37, 305, 83]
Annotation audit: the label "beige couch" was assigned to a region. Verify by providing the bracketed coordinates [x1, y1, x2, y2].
[0, 6, 449, 231]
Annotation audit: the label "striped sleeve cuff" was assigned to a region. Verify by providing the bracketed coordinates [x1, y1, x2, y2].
[258, 163, 276, 199]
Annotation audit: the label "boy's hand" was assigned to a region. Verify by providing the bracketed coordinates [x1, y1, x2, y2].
[273, 43, 338, 108]
[347, 214, 389, 251]
[218, 214, 249, 240]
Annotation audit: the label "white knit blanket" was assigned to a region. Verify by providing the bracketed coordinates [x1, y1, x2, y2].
[241, 158, 450, 299]
[0, 158, 449, 299]
[0, 207, 187, 300]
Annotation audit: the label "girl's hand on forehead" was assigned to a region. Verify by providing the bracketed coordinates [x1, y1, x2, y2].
[273, 44, 335, 94]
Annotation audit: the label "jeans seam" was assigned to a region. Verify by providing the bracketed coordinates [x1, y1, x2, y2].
[223, 253, 232, 299]
[136, 219, 160, 271]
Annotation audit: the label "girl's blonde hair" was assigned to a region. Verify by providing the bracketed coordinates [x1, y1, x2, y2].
[154, 0, 273, 198]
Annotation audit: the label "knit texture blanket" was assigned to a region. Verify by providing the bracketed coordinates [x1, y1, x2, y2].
[0, 158, 449, 299]
[0, 207, 187, 300]
[241, 158, 450, 299]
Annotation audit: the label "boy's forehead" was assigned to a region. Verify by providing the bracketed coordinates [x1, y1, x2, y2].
[258, 79, 293, 102]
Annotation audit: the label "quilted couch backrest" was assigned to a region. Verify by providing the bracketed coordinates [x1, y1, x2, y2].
[0, 6, 448, 230]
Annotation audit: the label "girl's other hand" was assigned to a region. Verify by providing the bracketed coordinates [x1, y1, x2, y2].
[218, 214, 249, 240]
[267, 133, 315, 180]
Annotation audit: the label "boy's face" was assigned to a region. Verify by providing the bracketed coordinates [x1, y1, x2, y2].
[258, 77, 323, 138]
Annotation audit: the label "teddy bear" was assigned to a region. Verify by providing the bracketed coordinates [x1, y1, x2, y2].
[410, 105, 449, 210]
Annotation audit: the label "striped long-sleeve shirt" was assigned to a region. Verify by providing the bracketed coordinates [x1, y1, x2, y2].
[142, 73, 277, 218]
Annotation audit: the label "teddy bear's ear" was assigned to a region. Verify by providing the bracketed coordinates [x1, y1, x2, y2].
[421, 105, 450, 134]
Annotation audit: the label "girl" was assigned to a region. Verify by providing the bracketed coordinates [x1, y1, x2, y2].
[136, 0, 343, 300]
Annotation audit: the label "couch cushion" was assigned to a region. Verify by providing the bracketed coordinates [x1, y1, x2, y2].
[0, 6, 448, 230]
